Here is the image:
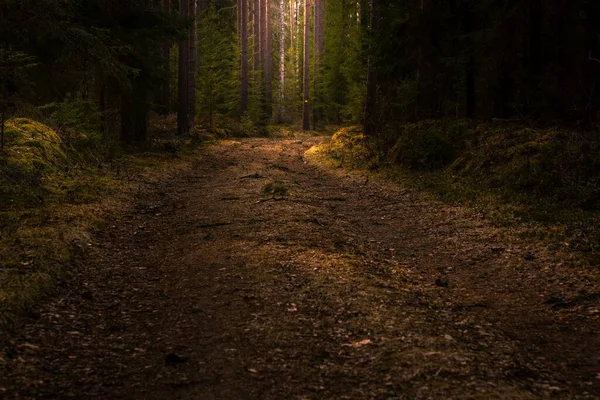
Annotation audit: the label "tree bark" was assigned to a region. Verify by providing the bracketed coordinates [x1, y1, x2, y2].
[313, 0, 324, 129]
[162, 0, 172, 113]
[178, 0, 190, 135]
[302, 0, 311, 131]
[414, 0, 424, 121]
[188, 0, 197, 126]
[278, 0, 286, 121]
[253, 0, 260, 71]
[120, 93, 134, 143]
[240, 0, 249, 114]
[262, 0, 272, 119]
[363, 0, 379, 136]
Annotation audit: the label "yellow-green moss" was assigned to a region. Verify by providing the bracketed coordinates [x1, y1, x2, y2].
[4, 118, 66, 171]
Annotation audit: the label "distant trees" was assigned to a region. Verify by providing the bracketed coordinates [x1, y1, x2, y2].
[161, 0, 173, 113]
[0, 0, 181, 145]
[366, 0, 600, 128]
[196, 2, 238, 127]
[4, 0, 599, 146]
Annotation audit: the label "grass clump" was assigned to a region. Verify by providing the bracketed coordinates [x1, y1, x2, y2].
[262, 181, 289, 197]
[0, 118, 67, 208]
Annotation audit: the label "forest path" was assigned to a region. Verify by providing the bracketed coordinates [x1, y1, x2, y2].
[2, 136, 599, 399]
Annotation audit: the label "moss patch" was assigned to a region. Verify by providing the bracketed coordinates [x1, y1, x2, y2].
[310, 123, 600, 267]
[0, 117, 204, 332]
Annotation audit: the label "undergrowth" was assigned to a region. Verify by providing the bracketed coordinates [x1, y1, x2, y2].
[311, 122, 600, 267]
[0, 113, 202, 333]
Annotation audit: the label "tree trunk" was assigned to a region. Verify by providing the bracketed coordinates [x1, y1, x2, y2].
[414, 0, 424, 121]
[0, 104, 4, 150]
[289, 0, 294, 55]
[313, 0, 324, 129]
[240, 0, 249, 114]
[363, 0, 379, 136]
[302, 0, 311, 131]
[1, 41, 8, 150]
[122, 80, 149, 144]
[162, 0, 172, 113]
[133, 90, 149, 143]
[278, 0, 285, 121]
[120, 93, 134, 144]
[188, 0, 197, 126]
[253, 0, 261, 71]
[262, 0, 272, 119]
[237, 0, 242, 37]
[178, 0, 190, 135]
[98, 79, 107, 134]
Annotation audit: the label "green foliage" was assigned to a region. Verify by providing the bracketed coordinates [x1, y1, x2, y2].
[45, 92, 102, 134]
[453, 125, 600, 209]
[322, 0, 367, 124]
[197, 3, 239, 126]
[1, 0, 181, 145]
[388, 122, 456, 170]
[384, 120, 600, 210]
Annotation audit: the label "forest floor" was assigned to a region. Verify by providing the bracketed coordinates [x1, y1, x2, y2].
[1, 135, 600, 399]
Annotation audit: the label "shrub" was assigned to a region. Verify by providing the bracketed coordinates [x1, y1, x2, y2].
[389, 122, 456, 170]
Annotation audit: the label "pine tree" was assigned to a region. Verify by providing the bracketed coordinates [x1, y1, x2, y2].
[363, 0, 379, 136]
[178, 0, 190, 135]
[302, 0, 311, 130]
[240, 0, 250, 114]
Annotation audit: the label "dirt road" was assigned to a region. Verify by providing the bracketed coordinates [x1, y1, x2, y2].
[2, 137, 599, 399]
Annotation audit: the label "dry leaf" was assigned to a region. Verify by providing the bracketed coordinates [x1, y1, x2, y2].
[342, 339, 372, 348]
[17, 343, 40, 351]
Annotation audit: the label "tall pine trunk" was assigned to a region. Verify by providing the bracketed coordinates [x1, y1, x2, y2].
[240, 0, 249, 114]
[178, 0, 189, 135]
[253, 0, 260, 72]
[313, 0, 324, 129]
[261, 0, 272, 120]
[278, 0, 285, 122]
[162, 0, 171, 112]
[188, 0, 197, 126]
[302, 0, 311, 131]
[363, 0, 379, 136]
[415, 0, 424, 121]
